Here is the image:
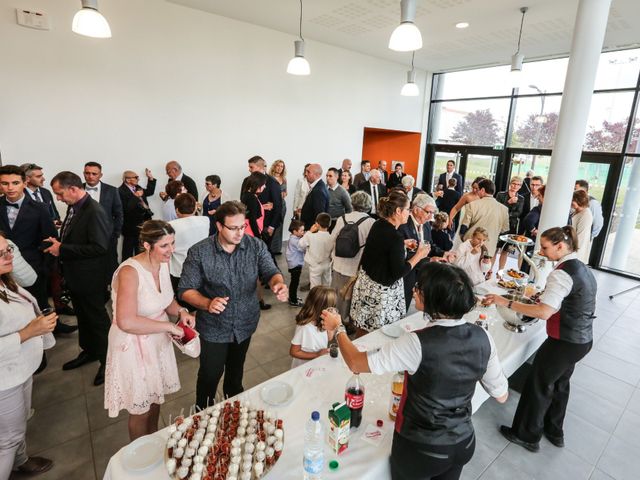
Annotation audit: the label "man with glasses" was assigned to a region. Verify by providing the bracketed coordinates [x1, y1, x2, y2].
[495, 176, 525, 271]
[118, 168, 156, 260]
[21, 163, 60, 225]
[162, 160, 198, 200]
[179, 201, 288, 408]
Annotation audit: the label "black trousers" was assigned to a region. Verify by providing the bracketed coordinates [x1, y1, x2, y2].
[25, 273, 50, 311]
[196, 336, 252, 408]
[390, 432, 476, 480]
[69, 288, 110, 364]
[403, 269, 417, 312]
[121, 234, 139, 261]
[288, 266, 302, 302]
[512, 337, 592, 443]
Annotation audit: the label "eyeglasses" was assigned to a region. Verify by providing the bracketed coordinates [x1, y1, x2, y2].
[222, 224, 247, 232]
[0, 245, 15, 258]
[419, 207, 436, 215]
[125, 176, 139, 180]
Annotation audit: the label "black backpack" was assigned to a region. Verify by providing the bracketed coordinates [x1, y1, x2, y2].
[334, 215, 369, 258]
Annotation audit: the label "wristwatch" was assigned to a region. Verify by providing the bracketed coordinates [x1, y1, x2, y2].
[178, 307, 189, 318]
[507, 300, 513, 310]
[335, 325, 347, 339]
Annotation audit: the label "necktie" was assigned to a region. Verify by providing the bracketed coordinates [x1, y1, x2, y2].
[6, 203, 19, 209]
[33, 190, 42, 202]
[61, 207, 75, 240]
[86, 186, 98, 191]
[372, 185, 378, 213]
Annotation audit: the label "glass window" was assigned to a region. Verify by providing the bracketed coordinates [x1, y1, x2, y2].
[465, 154, 499, 191]
[510, 95, 562, 149]
[584, 92, 636, 152]
[517, 58, 569, 95]
[431, 152, 459, 192]
[594, 49, 640, 90]
[509, 153, 552, 182]
[429, 99, 511, 146]
[627, 102, 640, 154]
[574, 162, 610, 203]
[601, 157, 640, 275]
[434, 66, 512, 100]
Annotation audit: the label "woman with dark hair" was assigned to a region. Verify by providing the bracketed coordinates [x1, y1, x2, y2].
[104, 220, 196, 441]
[322, 262, 508, 480]
[340, 170, 356, 195]
[570, 190, 593, 264]
[240, 172, 268, 238]
[350, 191, 429, 337]
[0, 233, 57, 477]
[483, 226, 596, 453]
[161, 180, 185, 221]
[202, 175, 229, 236]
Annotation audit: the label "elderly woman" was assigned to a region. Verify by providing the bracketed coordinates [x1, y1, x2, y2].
[483, 226, 596, 452]
[495, 176, 525, 270]
[322, 262, 508, 480]
[202, 175, 229, 236]
[350, 191, 429, 337]
[330, 191, 376, 326]
[0, 233, 57, 477]
[570, 190, 593, 264]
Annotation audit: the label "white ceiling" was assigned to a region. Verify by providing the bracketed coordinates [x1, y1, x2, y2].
[166, 0, 640, 72]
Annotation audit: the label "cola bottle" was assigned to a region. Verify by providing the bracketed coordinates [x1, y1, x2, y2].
[345, 373, 365, 428]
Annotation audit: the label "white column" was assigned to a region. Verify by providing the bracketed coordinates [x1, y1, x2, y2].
[537, 0, 612, 238]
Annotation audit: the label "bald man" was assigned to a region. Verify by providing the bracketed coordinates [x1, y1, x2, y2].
[118, 168, 156, 260]
[164, 160, 198, 199]
[300, 163, 330, 230]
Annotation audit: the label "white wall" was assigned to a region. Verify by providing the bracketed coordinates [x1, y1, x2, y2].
[0, 0, 429, 217]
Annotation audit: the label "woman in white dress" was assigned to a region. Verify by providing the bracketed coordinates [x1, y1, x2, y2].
[571, 190, 593, 264]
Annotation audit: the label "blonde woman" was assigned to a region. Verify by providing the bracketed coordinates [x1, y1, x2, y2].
[268, 159, 288, 254]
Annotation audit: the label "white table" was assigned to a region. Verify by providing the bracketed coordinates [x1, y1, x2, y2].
[104, 280, 546, 480]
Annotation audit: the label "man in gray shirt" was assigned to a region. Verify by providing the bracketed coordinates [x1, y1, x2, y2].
[575, 180, 603, 239]
[326, 167, 352, 229]
[179, 201, 288, 407]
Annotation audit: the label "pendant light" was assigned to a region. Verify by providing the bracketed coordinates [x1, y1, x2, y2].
[287, 0, 310, 76]
[510, 7, 528, 88]
[389, 0, 422, 52]
[72, 0, 111, 38]
[401, 52, 419, 97]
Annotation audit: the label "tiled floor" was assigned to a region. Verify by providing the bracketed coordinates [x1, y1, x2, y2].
[10, 262, 640, 480]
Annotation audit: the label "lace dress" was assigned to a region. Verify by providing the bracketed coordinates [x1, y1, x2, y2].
[104, 258, 180, 417]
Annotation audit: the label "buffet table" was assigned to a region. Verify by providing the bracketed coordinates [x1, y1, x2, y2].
[104, 279, 546, 480]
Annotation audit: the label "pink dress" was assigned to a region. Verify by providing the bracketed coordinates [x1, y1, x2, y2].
[104, 258, 180, 417]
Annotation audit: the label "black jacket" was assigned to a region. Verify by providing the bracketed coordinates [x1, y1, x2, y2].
[25, 187, 60, 222]
[436, 188, 462, 215]
[300, 180, 329, 230]
[119, 179, 156, 236]
[438, 172, 464, 196]
[174, 174, 198, 200]
[398, 216, 444, 258]
[84, 182, 123, 238]
[387, 172, 407, 189]
[358, 182, 387, 214]
[240, 191, 263, 237]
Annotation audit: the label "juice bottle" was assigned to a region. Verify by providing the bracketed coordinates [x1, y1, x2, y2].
[389, 372, 404, 421]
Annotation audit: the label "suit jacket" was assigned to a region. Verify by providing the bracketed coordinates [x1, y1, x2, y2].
[461, 196, 509, 254]
[438, 172, 464, 196]
[176, 173, 198, 199]
[59, 196, 111, 293]
[25, 187, 60, 222]
[387, 172, 407, 189]
[436, 188, 461, 215]
[0, 195, 58, 273]
[378, 169, 389, 185]
[84, 182, 123, 238]
[358, 182, 387, 215]
[398, 216, 443, 259]
[518, 177, 532, 197]
[300, 180, 329, 230]
[258, 174, 283, 230]
[119, 179, 157, 236]
[352, 173, 368, 189]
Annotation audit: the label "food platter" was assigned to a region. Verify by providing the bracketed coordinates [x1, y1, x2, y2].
[500, 234, 534, 247]
[498, 268, 529, 287]
[165, 401, 284, 480]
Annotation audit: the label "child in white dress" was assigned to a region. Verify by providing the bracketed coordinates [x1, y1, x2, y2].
[290, 286, 337, 368]
[452, 227, 491, 285]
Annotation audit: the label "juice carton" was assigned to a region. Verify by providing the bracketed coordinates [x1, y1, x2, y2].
[327, 401, 351, 455]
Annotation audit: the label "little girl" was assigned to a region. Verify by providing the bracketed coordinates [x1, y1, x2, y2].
[431, 212, 453, 253]
[290, 286, 337, 368]
[452, 227, 491, 285]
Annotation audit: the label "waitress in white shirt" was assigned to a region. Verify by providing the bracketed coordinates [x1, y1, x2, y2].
[0, 233, 57, 478]
[322, 262, 508, 480]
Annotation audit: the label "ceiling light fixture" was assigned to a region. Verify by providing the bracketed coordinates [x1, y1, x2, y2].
[287, 0, 310, 76]
[72, 0, 111, 38]
[401, 52, 419, 97]
[389, 0, 423, 52]
[510, 7, 528, 88]
[455, 22, 469, 29]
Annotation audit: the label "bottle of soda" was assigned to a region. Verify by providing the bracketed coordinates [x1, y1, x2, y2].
[389, 372, 404, 421]
[345, 373, 365, 428]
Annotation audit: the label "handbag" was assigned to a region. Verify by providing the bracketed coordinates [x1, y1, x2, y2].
[170, 321, 201, 358]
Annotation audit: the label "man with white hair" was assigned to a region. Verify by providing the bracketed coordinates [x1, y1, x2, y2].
[358, 169, 387, 217]
[163, 160, 198, 199]
[401, 175, 425, 202]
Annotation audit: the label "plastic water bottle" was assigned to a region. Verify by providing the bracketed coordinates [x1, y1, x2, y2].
[303, 411, 324, 480]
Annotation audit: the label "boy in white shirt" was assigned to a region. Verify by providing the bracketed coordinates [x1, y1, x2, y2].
[299, 213, 333, 288]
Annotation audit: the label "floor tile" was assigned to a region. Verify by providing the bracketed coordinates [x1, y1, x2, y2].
[612, 409, 640, 450]
[85, 385, 125, 432]
[499, 440, 593, 479]
[242, 366, 271, 390]
[596, 335, 640, 367]
[581, 349, 640, 386]
[41, 335, 81, 372]
[597, 435, 640, 480]
[247, 330, 292, 364]
[589, 468, 616, 480]
[91, 419, 130, 479]
[567, 384, 626, 434]
[27, 395, 89, 455]
[477, 455, 535, 480]
[571, 363, 635, 407]
[261, 354, 295, 378]
[625, 388, 640, 416]
[459, 438, 503, 480]
[160, 391, 199, 425]
[32, 367, 84, 410]
[562, 411, 611, 464]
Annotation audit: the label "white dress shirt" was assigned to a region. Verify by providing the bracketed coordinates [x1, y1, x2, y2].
[168, 216, 210, 277]
[85, 182, 102, 202]
[539, 252, 578, 311]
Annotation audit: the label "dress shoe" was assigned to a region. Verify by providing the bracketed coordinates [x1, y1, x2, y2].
[499, 425, 539, 452]
[544, 431, 565, 448]
[55, 305, 76, 316]
[62, 351, 97, 371]
[288, 298, 304, 307]
[53, 321, 78, 335]
[93, 364, 105, 386]
[259, 300, 272, 310]
[15, 456, 53, 475]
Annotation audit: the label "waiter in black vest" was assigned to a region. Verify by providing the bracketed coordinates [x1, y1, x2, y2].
[322, 263, 508, 480]
[483, 225, 596, 452]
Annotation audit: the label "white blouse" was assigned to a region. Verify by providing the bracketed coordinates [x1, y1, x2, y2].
[0, 286, 55, 391]
[452, 240, 485, 285]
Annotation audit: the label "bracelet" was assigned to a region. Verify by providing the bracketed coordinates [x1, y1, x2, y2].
[507, 300, 513, 310]
[178, 307, 189, 317]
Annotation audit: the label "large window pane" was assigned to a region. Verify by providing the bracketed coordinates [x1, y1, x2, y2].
[510, 95, 562, 148]
[509, 153, 551, 182]
[434, 66, 512, 100]
[583, 92, 635, 152]
[430, 99, 510, 146]
[517, 58, 569, 95]
[602, 157, 640, 276]
[594, 49, 640, 90]
[431, 152, 459, 192]
[628, 102, 640, 154]
[465, 154, 499, 190]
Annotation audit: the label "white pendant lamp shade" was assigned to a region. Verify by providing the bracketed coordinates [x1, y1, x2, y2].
[510, 52, 524, 87]
[389, 0, 423, 52]
[401, 70, 419, 97]
[72, 0, 111, 38]
[287, 40, 310, 76]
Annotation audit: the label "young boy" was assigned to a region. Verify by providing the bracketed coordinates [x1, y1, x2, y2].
[286, 220, 306, 307]
[299, 213, 333, 288]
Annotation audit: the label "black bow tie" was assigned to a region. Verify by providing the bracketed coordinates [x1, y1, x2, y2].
[86, 187, 98, 191]
[6, 203, 19, 209]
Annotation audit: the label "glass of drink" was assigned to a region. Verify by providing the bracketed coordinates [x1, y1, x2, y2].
[320, 307, 339, 332]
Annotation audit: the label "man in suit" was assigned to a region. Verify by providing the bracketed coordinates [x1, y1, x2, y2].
[377, 160, 389, 185]
[437, 160, 464, 196]
[352, 160, 371, 189]
[45, 171, 112, 386]
[519, 175, 544, 233]
[0, 165, 76, 333]
[358, 169, 387, 217]
[83, 162, 123, 281]
[337, 158, 352, 179]
[119, 169, 156, 260]
[436, 177, 462, 229]
[401, 175, 425, 202]
[22, 163, 60, 224]
[518, 170, 534, 197]
[163, 161, 198, 200]
[300, 163, 329, 230]
[460, 179, 509, 255]
[387, 163, 407, 189]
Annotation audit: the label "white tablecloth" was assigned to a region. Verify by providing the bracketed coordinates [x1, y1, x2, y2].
[104, 280, 546, 480]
